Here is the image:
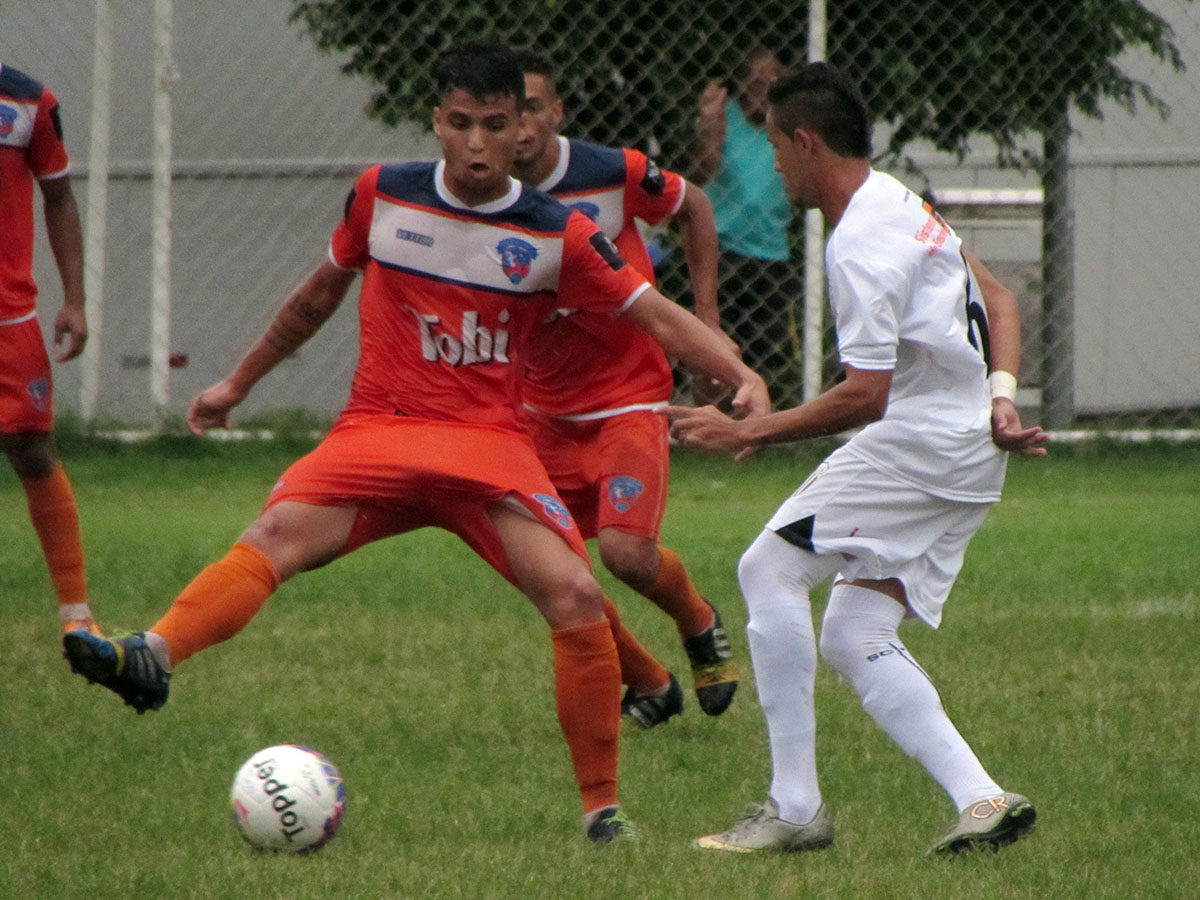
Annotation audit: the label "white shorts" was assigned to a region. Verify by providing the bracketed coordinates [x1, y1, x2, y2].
[764, 448, 993, 628]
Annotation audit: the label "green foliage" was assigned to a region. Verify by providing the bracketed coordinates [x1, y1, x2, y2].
[287, 0, 1187, 170]
[837, 0, 1188, 165]
[3, 444, 1199, 898]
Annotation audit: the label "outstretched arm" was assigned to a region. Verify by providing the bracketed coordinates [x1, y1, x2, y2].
[965, 250, 1049, 457]
[39, 176, 87, 362]
[622, 286, 769, 419]
[188, 259, 357, 434]
[669, 364, 891, 460]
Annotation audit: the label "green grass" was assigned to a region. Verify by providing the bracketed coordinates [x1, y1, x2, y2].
[2, 439, 1198, 899]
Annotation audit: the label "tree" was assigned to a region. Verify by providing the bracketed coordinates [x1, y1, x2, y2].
[289, 0, 1188, 425]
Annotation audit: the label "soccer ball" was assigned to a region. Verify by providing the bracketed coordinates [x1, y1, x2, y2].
[230, 744, 346, 854]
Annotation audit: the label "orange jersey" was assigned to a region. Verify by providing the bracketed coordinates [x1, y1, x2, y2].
[330, 162, 648, 432]
[522, 140, 685, 418]
[0, 65, 71, 320]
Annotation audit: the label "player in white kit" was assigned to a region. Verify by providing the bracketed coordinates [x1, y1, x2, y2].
[669, 62, 1049, 855]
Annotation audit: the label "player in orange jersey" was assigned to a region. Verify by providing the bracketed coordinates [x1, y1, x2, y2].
[511, 50, 743, 727]
[63, 43, 768, 845]
[0, 63, 100, 639]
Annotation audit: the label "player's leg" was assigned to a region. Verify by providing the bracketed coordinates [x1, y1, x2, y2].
[594, 411, 738, 714]
[2, 319, 99, 637]
[532, 412, 680, 727]
[817, 503, 1035, 853]
[4, 430, 99, 636]
[150, 500, 357, 664]
[819, 579, 1005, 803]
[696, 528, 839, 852]
[63, 500, 357, 713]
[486, 501, 630, 842]
[597, 528, 734, 716]
[599, 593, 683, 730]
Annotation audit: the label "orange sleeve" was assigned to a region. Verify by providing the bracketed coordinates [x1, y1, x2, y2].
[329, 165, 381, 270]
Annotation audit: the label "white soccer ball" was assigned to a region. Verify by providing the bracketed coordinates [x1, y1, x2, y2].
[230, 744, 346, 854]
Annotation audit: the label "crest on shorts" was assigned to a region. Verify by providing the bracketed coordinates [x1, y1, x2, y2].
[533, 493, 574, 529]
[26, 378, 49, 412]
[567, 201, 601, 222]
[607, 476, 644, 512]
[497, 237, 538, 284]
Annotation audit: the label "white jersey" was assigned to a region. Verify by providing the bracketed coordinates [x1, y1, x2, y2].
[827, 170, 1006, 502]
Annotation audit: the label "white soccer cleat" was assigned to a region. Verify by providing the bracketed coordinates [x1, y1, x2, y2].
[928, 792, 1037, 855]
[695, 799, 833, 853]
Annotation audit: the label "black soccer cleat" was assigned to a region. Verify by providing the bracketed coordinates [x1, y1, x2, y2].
[683, 603, 739, 716]
[63, 630, 170, 714]
[585, 806, 637, 844]
[620, 672, 684, 729]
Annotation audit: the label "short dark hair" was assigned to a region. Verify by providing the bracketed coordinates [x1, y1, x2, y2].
[433, 42, 525, 105]
[512, 47, 557, 92]
[766, 62, 871, 158]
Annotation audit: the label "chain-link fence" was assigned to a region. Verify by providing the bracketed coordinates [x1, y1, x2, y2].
[4, 0, 1198, 431]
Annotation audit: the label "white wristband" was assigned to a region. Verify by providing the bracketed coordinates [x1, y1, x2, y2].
[989, 371, 1018, 402]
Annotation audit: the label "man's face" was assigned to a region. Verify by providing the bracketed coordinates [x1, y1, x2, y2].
[433, 88, 521, 204]
[739, 52, 783, 127]
[766, 107, 813, 209]
[514, 73, 563, 175]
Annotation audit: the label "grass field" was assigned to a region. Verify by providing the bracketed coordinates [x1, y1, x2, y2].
[2, 436, 1197, 899]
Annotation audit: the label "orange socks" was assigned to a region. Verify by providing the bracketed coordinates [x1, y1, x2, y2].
[150, 542, 280, 667]
[602, 597, 670, 694]
[642, 547, 714, 639]
[551, 619, 621, 815]
[23, 464, 88, 611]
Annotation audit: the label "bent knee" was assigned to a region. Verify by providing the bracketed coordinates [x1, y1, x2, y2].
[540, 569, 606, 628]
[596, 529, 658, 588]
[817, 615, 859, 676]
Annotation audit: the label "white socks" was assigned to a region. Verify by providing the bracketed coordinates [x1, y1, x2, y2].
[738, 531, 839, 824]
[819, 583, 1002, 812]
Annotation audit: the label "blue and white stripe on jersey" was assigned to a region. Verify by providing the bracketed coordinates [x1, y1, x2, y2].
[367, 161, 574, 296]
[535, 137, 628, 241]
[0, 66, 44, 150]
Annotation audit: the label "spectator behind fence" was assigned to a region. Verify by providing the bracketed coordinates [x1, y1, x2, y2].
[693, 46, 799, 400]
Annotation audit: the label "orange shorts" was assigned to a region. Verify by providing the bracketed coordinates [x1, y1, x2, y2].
[264, 414, 589, 585]
[525, 408, 669, 542]
[0, 315, 53, 434]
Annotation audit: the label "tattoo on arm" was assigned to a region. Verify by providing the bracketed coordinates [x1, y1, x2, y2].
[263, 295, 332, 356]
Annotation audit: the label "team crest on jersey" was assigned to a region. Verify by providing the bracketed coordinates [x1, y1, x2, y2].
[26, 378, 49, 412]
[0, 105, 17, 139]
[607, 476, 644, 512]
[568, 201, 601, 222]
[533, 493, 574, 529]
[497, 237, 538, 284]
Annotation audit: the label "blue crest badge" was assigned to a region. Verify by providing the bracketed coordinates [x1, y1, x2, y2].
[26, 378, 49, 412]
[568, 201, 601, 222]
[607, 476, 644, 512]
[533, 493, 574, 530]
[0, 105, 17, 139]
[497, 237, 538, 284]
